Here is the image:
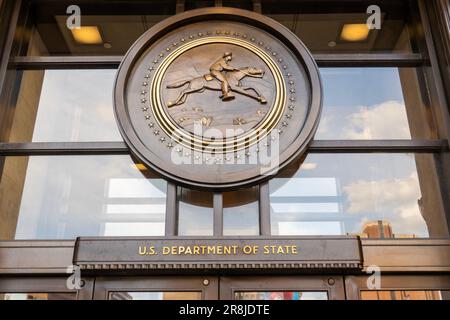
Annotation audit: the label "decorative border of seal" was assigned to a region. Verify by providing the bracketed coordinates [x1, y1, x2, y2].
[114, 7, 322, 189]
[150, 36, 286, 154]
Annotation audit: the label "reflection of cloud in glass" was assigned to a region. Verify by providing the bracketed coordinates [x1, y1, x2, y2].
[270, 154, 431, 237]
[32, 70, 121, 142]
[345, 172, 420, 213]
[320, 101, 411, 139]
[104, 222, 164, 236]
[272, 203, 339, 213]
[344, 101, 410, 139]
[278, 221, 341, 235]
[271, 178, 337, 197]
[15, 155, 167, 239]
[344, 172, 427, 236]
[317, 68, 411, 139]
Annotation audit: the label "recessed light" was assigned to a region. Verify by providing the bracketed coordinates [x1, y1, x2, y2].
[71, 26, 103, 44]
[340, 23, 370, 42]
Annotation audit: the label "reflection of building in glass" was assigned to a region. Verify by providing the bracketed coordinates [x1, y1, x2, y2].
[109, 292, 201, 300]
[350, 220, 417, 239]
[361, 290, 443, 300]
[235, 291, 328, 300]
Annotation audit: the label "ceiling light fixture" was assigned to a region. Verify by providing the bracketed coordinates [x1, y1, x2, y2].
[71, 26, 103, 44]
[340, 23, 370, 42]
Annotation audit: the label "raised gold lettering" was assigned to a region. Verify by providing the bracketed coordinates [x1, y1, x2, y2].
[138, 246, 147, 255]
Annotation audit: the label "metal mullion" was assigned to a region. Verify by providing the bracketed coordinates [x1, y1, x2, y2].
[10, 56, 122, 70]
[10, 53, 425, 70]
[165, 182, 178, 236]
[309, 139, 448, 153]
[409, 0, 431, 61]
[0, 0, 21, 93]
[314, 53, 425, 67]
[259, 182, 271, 236]
[0, 141, 129, 156]
[417, 1, 450, 140]
[213, 192, 223, 237]
[418, 0, 450, 235]
[0, 140, 447, 156]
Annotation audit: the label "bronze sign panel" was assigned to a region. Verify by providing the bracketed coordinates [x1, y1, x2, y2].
[74, 237, 362, 272]
[114, 8, 322, 189]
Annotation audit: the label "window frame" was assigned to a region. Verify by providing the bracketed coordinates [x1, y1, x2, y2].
[0, 276, 94, 300]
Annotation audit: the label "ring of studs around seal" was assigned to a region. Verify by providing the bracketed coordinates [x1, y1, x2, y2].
[139, 30, 297, 163]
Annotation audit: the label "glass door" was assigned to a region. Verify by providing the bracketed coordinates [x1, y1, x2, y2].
[93, 275, 345, 300]
[345, 275, 450, 300]
[0, 277, 94, 300]
[93, 276, 219, 300]
[219, 276, 345, 300]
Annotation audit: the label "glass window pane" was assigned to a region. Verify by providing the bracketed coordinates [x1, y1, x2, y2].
[317, 68, 435, 140]
[270, 154, 448, 238]
[361, 290, 450, 300]
[109, 291, 202, 300]
[16, 1, 176, 56]
[0, 155, 166, 240]
[264, 1, 416, 54]
[2, 69, 120, 142]
[235, 291, 328, 300]
[178, 188, 213, 236]
[223, 187, 259, 236]
[0, 293, 76, 300]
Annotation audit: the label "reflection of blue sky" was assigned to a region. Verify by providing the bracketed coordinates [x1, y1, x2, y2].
[321, 68, 404, 107]
[270, 154, 430, 237]
[317, 68, 411, 139]
[32, 70, 122, 142]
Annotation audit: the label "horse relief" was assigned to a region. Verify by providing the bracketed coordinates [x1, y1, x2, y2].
[166, 52, 267, 107]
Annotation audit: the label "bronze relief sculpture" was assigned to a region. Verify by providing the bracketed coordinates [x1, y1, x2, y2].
[166, 52, 267, 107]
[159, 39, 278, 138]
[114, 8, 322, 189]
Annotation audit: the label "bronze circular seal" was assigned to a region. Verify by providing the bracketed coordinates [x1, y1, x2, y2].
[114, 8, 322, 190]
